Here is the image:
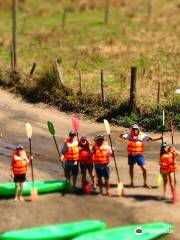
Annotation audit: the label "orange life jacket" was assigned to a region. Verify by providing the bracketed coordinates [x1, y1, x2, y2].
[93, 141, 111, 165]
[128, 131, 144, 154]
[79, 148, 92, 163]
[160, 149, 176, 173]
[12, 150, 29, 175]
[64, 138, 79, 161]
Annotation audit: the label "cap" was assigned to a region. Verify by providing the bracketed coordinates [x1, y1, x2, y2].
[94, 134, 104, 141]
[69, 131, 76, 137]
[16, 144, 24, 150]
[132, 124, 139, 130]
[80, 136, 87, 141]
[162, 142, 168, 148]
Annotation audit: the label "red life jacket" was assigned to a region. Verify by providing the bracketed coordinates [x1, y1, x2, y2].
[160, 149, 176, 173]
[128, 131, 144, 154]
[93, 141, 111, 165]
[12, 150, 29, 175]
[79, 148, 92, 164]
[64, 138, 79, 161]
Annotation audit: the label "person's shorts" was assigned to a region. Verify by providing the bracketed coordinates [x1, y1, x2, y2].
[14, 174, 26, 183]
[95, 164, 110, 179]
[80, 163, 93, 174]
[128, 154, 145, 166]
[64, 161, 79, 178]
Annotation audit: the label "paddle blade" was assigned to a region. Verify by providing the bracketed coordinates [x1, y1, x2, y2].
[117, 182, 124, 197]
[47, 121, 55, 136]
[157, 173, 163, 187]
[26, 123, 32, 139]
[31, 187, 38, 201]
[104, 119, 110, 135]
[71, 117, 79, 131]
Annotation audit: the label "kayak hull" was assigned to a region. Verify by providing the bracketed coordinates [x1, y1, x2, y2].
[0, 180, 68, 197]
[0, 220, 106, 240]
[73, 222, 174, 240]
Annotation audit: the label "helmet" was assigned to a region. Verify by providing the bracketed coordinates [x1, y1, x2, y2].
[162, 142, 168, 148]
[94, 134, 104, 141]
[80, 136, 87, 141]
[69, 131, 76, 137]
[132, 124, 139, 130]
[16, 144, 23, 150]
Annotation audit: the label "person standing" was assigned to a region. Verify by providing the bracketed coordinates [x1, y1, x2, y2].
[92, 135, 113, 196]
[159, 142, 180, 200]
[79, 136, 96, 189]
[61, 131, 79, 189]
[119, 124, 162, 187]
[11, 144, 31, 201]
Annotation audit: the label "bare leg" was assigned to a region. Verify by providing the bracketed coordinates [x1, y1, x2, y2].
[19, 183, 24, 201]
[168, 173, 174, 199]
[88, 168, 96, 188]
[72, 175, 77, 188]
[14, 183, 20, 201]
[140, 165, 148, 187]
[129, 165, 134, 186]
[98, 177, 103, 195]
[104, 178, 110, 195]
[81, 170, 86, 187]
[162, 173, 168, 198]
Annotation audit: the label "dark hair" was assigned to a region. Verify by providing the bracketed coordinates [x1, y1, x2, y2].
[79, 138, 90, 150]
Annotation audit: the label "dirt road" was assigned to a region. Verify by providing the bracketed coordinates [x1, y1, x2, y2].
[0, 88, 179, 239]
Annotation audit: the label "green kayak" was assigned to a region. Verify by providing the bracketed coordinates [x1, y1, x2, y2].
[73, 222, 174, 240]
[0, 220, 106, 240]
[0, 180, 69, 197]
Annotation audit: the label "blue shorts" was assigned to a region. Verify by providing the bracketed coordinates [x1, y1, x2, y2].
[95, 164, 110, 179]
[128, 154, 145, 166]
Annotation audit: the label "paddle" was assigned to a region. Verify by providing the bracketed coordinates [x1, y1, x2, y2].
[47, 121, 65, 171]
[104, 119, 124, 196]
[26, 122, 38, 201]
[71, 117, 79, 141]
[170, 121, 178, 203]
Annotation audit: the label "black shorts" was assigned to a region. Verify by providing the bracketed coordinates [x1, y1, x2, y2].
[80, 163, 93, 174]
[95, 164, 110, 179]
[14, 174, 26, 183]
[64, 161, 79, 178]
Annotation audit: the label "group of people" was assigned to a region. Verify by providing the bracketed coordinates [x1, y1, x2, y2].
[9, 124, 179, 201]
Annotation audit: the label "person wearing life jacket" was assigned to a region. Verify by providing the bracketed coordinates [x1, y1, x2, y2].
[61, 131, 79, 189]
[79, 136, 96, 190]
[11, 144, 31, 201]
[119, 124, 162, 188]
[159, 142, 180, 200]
[92, 134, 113, 196]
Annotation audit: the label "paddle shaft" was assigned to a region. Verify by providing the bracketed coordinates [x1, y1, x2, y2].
[170, 122, 176, 186]
[53, 135, 65, 171]
[108, 134, 121, 183]
[29, 138, 35, 188]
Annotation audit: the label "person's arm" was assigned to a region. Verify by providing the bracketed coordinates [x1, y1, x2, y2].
[60, 143, 67, 161]
[119, 133, 129, 140]
[143, 135, 162, 142]
[171, 146, 180, 156]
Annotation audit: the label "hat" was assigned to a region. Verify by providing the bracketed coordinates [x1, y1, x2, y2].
[162, 142, 168, 148]
[132, 124, 139, 130]
[16, 144, 23, 150]
[94, 134, 104, 141]
[69, 131, 76, 137]
[80, 136, 87, 141]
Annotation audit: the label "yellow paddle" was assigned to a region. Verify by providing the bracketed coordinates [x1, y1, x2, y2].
[26, 122, 38, 201]
[104, 119, 124, 196]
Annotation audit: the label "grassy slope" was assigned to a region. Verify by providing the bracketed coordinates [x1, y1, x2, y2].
[0, 0, 180, 106]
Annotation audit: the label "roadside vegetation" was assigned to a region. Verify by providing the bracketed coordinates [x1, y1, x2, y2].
[0, 0, 179, 131]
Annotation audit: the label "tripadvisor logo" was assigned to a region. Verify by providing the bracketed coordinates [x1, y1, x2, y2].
[135, 226, 143, 235]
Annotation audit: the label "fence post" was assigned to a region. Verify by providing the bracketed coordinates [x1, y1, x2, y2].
[147, 0, 153, 18]
[157, 81, 160, 110]
[130, 66, 137, 113]
[104, 0, 110, 25]
[79, 69, 82, 95]
[29, 62, 37, 78]
[54, 59, 63, 87]
[62, 8, 67, 29]
[101, 69, 105, 105]
[12, 0, 17, 71]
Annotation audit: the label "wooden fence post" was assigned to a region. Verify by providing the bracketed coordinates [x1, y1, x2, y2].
[157, 81, 160, 110]
[62, 8, 67, 29]
[104, 0, 110, 25]
[54, 60, 63, 87]
[147, 0, 153, 18]
[130, 66, 137, 113]
[101, 69, 105, 105]
[12, 0, 17, 71]
[29, 62, 37, 78]
[79, 69, 82, 95]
